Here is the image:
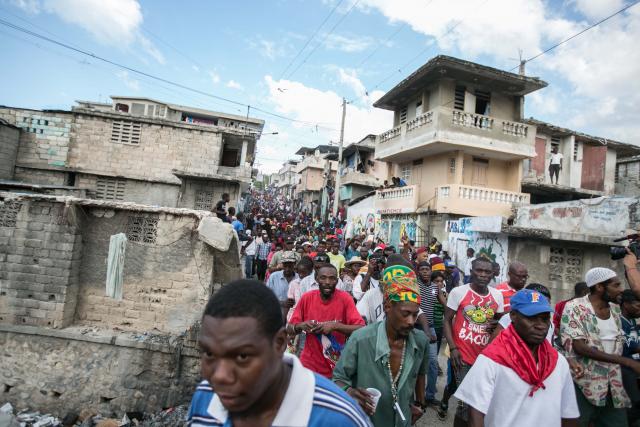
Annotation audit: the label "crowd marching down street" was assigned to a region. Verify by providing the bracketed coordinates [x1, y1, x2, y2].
[186, 187, 640, 427]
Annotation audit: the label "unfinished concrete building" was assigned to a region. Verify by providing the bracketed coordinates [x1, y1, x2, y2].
[0, 191, 241, 416]
[0, 96, 265, 211]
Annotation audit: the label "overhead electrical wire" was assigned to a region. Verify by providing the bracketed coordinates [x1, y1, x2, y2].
[0, 17, 339, 132]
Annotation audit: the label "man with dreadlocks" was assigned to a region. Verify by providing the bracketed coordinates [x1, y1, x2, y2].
[333, 264, 429, 427]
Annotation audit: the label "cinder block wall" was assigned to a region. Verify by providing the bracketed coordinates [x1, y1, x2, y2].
[0, 199, 82, 327]
[0, 124, 20, 179]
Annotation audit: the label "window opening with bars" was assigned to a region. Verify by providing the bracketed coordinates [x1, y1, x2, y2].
[449, 158, 456, 174]
[126, 216, 158, 244]
[454, 86, 466, 110]
[573, 141, 579, 161]
[111, 121, 141, 145]
[195, 190, 215, 211]
[95, 178, 126, 201]
[474, 90, 491, 115]
[0, 201, 22, 227]
[399, 106, 408, 124]
[548, 247, 583, 284]
[400, 164, 412, 182]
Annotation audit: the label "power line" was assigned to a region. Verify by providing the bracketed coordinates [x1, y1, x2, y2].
[286, 0, 361, 80]
[140, 26, 206, 71]
[277, 0, 345, 81]
[510, 0, 640, 71]
[0, 18, 339, 132]
[354, 22, 407, 69]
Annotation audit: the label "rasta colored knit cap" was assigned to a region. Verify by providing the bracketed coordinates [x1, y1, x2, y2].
[381, 265, 421, 304]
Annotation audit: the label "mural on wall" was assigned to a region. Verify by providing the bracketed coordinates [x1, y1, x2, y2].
[378, 215, 419, 248]
[446, 217, 508, 282]
[346, 196, 380, 238]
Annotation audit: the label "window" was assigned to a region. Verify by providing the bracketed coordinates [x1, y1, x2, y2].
[615, 163, 628, 183]
[400, 163, 412, 182]
[0, 201, 22, 227]
[454, 86, 466, 110]
[399, 106, 408, 124]
[111, 120, 141, 145]
[549, 247, 583, 284]
[126, 215, 158, 244]
[131, 103, 145, 115]
[573, 141, 579, 161]
[449, 158, 456, 174]
[147, 105, 155, 117]
[195, 190, 215, 211]
[95, 177, 126, 201]
[416, 100, 423, 116]
[156, 105, 166, 118]
[550, 137, 560, 152]
[115, 103, 129, 113]
[474, 90, 491, 115]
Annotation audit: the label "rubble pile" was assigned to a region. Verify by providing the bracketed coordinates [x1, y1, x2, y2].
[0, 403, 189, 427]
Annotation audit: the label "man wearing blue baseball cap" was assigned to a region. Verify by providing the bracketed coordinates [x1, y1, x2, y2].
[454, 289, 580, 427]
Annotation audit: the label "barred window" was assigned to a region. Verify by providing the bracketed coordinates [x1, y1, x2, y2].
[95, 178, 126, 201]
[110, 120, 141, 145]
[0, 201, 22, 227]
[126, 216, 158, 244]
[549, 247, 583, 284]
[195, 190, 215, 211]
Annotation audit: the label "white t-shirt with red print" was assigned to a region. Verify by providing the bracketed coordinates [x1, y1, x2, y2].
[447, 284, 504, 366]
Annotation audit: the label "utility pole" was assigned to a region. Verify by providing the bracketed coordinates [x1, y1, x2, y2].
[332, 98, 347, 217]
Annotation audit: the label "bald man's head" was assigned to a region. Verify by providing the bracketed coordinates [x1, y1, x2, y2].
[507, 261, 528, 290]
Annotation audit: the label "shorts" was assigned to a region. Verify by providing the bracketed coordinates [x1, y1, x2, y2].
[453, 362, 473, 421]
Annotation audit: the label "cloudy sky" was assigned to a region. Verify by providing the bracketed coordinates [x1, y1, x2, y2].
[1, 0, 638, 173]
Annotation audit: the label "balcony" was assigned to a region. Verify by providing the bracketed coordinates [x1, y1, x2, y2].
[434, 184, 530, 217]
[375, 106, 535, 162]
[374, 185, 419, 214]
[216, 165, 253, 182]
[341, 169, 380, 188]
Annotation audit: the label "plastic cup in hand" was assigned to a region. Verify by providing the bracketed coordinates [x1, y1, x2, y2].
[366, 388, 382, 412]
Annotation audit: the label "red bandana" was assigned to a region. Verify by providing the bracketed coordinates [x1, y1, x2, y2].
[482, 324, 558, 396]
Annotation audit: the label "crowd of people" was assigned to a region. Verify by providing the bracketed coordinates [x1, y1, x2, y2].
[185, 188, 640, 427]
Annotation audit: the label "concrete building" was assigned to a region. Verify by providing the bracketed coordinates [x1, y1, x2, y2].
[336, 134, 389, 207]
[372, 55, 547, 242]
[275, 159, 299, 199]
[0, 96, 265, 211]
[0, 119, 20, 180]
[616, 155, 640, 197]
[522, 119, 640, 203]
[294, 145, 338, 215]
[0, 191, 241, 416]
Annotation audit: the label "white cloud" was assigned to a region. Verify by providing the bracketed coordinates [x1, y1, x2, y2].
[337, 68, 367, 98]
[192, 65, 200, 72]
[138, 34, 165, 64]
[116, 70, 140, 91]
[251, 38, 286, 61]
[208, 70, 220, 84]
[226, 80, 244, 90]
[323, 33, 375, 52]
[11, 0, 40, 13]
[572, 0, 625, 20]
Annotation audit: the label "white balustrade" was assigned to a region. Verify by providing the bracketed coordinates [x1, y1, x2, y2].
[379, 125, 402, 143]
[502, 121, 528, 137]
[441, 185, 529, 204]
[376, 185, 414, 200]
[406, 111, 434, 132]
[451, 110, 493, 130]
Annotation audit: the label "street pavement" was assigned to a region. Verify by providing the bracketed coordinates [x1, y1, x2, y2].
[416, 353, 457, 427]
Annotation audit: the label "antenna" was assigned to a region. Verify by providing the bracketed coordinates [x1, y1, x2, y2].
[508, 49, 526, 76]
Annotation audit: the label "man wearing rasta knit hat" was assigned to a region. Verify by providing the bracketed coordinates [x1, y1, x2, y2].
[333, 264, 429, 427]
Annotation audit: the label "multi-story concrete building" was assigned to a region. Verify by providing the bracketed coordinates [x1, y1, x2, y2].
[275, 159, 299, 199]
[372, 55, 546, 240]
[522, 119, 640, 203]
[294, 145, 338, 215]
[0, 96, 264, 210]
[616, 155, 640, 197]
[337, 134, 389, 205]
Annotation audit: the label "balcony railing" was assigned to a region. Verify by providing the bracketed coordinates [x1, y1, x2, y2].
[379, 125, 402, 143]
[406, 111, 434, 133]
[502, 121, 528, 137]
[374, 185, 418, 214]
[435, 184, 530, 217]
[451, 110, 493, 130]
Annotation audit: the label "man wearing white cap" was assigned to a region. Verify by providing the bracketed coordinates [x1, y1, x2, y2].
[560, 267, 640, 426]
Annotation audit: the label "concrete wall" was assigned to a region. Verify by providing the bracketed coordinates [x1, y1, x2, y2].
[0, 199, 82, 328]
[508, 237, 623, 302]
[77, 173, 181, 207]
[0, 124, 20, 179]
[178, 179, 239, 211]
[69, 112, 224, 184]
[14, 166, 66, 185]
[615, 159, 640, 197]
[0, 108, 73, 169]
[300, 167, 325, 192]
[0, 324, 201, 417]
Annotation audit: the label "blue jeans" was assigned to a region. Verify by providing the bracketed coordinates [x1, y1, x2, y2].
[245, 255, 254, 278]
[426, 327, 438, 400]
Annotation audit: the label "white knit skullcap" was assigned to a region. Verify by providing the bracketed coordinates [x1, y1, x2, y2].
[585, 267, 617, 287]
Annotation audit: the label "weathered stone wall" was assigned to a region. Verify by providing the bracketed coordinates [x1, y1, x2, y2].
[0, 108, 73, 169]
[74, 208, 216, 333]
[0, 325, 201, 417]
[508, 236, 624, 302]
[0, 123, 20, 179]
[77, 173, 181, 207]
[69, 111, 224, 184]
[0, 198, 82, 328]
[616, 159, 640, 197]
[13, 166, 67, 185]
[178, 178, 239, 211]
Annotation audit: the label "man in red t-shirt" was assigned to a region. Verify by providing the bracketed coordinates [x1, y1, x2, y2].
[288, 264, 365, 378]
[495, 261, 528, 312]
[443, 257, 504, 427]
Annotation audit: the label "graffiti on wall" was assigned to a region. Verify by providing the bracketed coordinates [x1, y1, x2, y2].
[379, 215, 419, 248]
[346, 196, 380, 238]
[446, 217, 508, 282]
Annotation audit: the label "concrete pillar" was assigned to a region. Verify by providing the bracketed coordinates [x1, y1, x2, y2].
[240, 140, 248, 165]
